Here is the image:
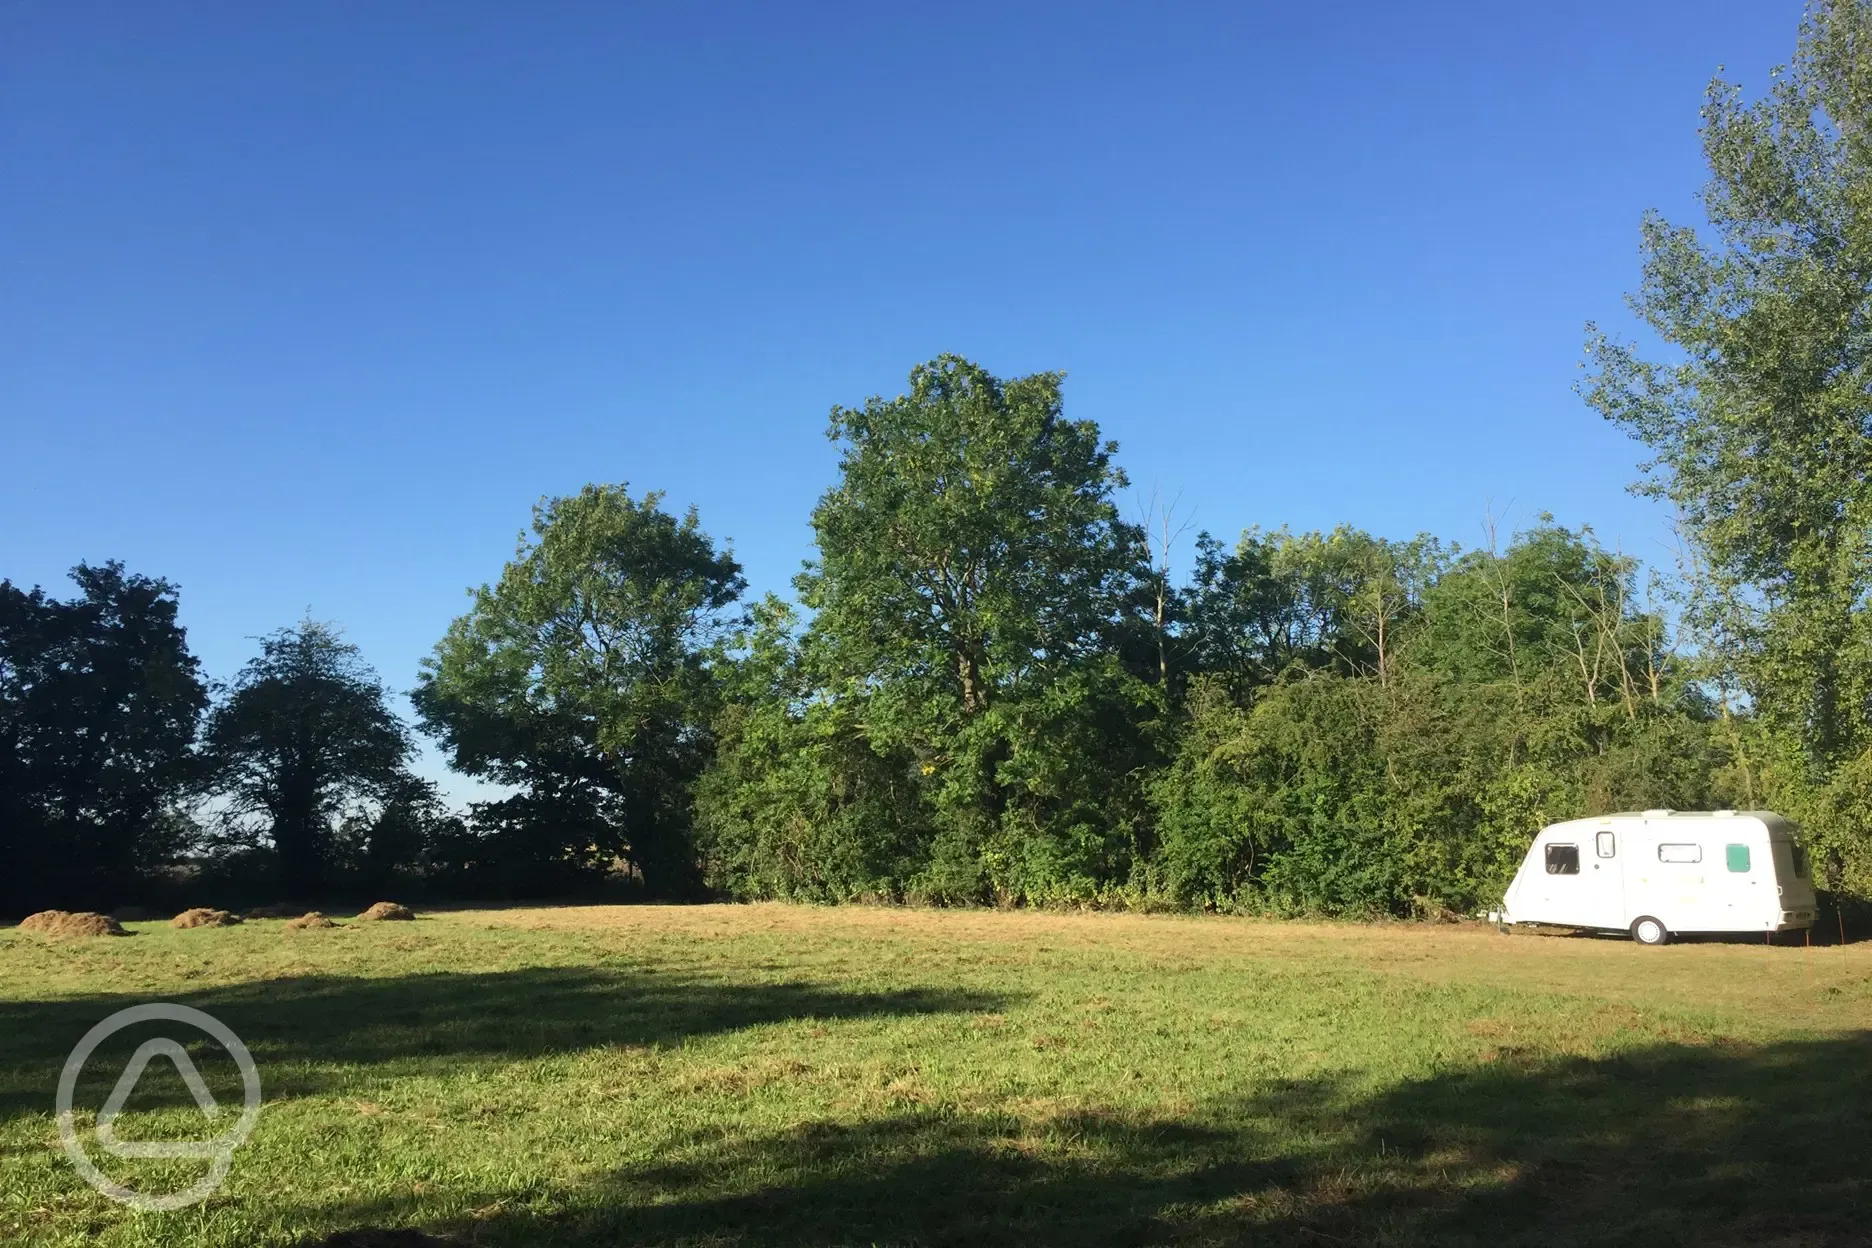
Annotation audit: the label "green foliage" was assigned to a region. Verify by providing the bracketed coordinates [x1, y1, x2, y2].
[1183, 526, 1445, 693]
[1583, 0, 1872, 890]
[680, 352, 1746, 916]
[1151, 522, 1735, 915]
[802, 356, 1147, 717]
[698, 358, 1163, 907]
[693, 598, 932, 902]
[1583, 0, 1872, 766]
[337, 773, 464, 895]
[414, 484, 745, 897]
[204, 619, 413, 897]
[0, 562, 207, 913]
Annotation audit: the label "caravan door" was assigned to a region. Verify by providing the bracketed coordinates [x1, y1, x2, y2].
[1714, 833, 1767, 930]
[1532, 826, 1626, 930]
[1578, 825, 1627, 929]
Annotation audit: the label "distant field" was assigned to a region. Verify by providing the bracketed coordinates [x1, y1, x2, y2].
[3, 905, 1870, 1247]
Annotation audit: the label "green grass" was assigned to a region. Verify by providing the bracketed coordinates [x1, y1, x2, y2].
[3, 904, 1870, 1246]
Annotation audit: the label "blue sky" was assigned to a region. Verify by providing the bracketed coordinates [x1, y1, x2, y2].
[2, 1, 1799, 793]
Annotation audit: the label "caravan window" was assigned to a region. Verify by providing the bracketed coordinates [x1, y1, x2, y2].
[1545, 844, 1580, 875]
[1658, 843, 1702, 864]
[1596, 831, 1616, 858]
[1792, 844, 1809, 878]
[1726, 844, 1751, 873]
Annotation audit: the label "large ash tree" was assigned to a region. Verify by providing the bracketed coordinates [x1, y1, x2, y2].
[414, 485, 744, 897]
[793, 355, 1158, 902]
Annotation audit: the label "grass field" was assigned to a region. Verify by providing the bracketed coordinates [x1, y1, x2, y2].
[3, 905, 1870, 1247]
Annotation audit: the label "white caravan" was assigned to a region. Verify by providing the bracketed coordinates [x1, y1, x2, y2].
[1497, 810, 1817, 945]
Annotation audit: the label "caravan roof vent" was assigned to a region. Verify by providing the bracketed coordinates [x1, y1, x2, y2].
[1713, 809, 1737, 817]
[1642, 809, 1675, 817]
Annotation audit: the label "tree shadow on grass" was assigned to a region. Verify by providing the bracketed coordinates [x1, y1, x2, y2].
[292, 1032, 1872, 1248]
[0, 967, 1010, 1121]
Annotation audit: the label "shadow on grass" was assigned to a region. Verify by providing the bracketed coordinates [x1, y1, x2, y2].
[0, 967, 1009, 1120]
[294, 1033, 1872, 1248]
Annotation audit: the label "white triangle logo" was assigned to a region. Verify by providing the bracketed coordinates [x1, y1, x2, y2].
[94, 1039, 223, 1160]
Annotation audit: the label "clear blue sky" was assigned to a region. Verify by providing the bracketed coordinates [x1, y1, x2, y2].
[2, 1, 1799, 793]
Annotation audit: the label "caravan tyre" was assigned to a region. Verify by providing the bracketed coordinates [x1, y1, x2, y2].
[1631, 916, 1669, 946]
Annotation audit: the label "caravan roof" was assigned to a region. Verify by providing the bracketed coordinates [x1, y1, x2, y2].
[1590, 809, 1788, 822]
[1555, 810, 1801, 838]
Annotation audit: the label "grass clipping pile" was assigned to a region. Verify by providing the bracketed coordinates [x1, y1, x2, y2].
[359, 902, 415, 922]
[17, 910, 128, 937]
[171, 907, 243, 929]
[285, 911, 340, 930]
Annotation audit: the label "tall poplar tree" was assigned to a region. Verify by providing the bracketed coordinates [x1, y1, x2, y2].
[1583, 0, 1872, 882]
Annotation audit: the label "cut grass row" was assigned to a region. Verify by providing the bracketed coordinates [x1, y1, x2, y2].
[2, 905, 1869, 1246]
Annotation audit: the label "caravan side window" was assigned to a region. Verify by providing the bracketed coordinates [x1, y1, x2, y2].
[1545, 844, 1580, 875]
[1596, 831, 1616, 858]
[1658, 843, 1702, 864]
[1792, 845, 1809, 878]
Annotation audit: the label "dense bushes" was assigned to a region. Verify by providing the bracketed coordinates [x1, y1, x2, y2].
[692, 457, 1749, 916]
[1148, 673, 1743, 916]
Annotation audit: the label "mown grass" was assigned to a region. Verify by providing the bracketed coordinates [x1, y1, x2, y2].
[3, 904, 1870, 1246]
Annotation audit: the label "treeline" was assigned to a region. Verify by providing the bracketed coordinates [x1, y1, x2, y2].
[0, 364, 1756, 918]
[0, 579, 457, 916]
[9, 0, 1871, 918]
[684, 372, 1738, 914]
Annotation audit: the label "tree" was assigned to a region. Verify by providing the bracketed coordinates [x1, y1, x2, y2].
[1416, 522, 1661, 709]
[1583, 0, 1872, 776]
[798, 355, 1158, 901]
[337, 772, 461, 894]
[1135, 488, 1194, 690]
[204, 619, 412, 897]
[1154, 521, 1728, 917]
[413, 484, 744, 897]
[693, 597, 933, 901]
[1182, 526, 1442, 695]
[0, 563, 207, 912]
[806, 356, 1147, 715]
[1582, 0, 1872, 891]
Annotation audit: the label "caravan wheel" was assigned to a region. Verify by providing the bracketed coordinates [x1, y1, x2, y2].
[1631, 916, 1670, 946]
